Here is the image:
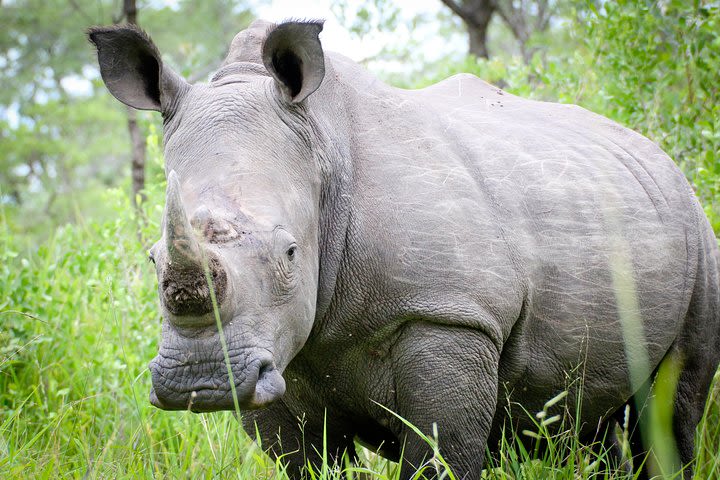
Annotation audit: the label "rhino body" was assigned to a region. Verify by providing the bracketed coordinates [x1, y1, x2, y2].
[90, 20, 720, 479]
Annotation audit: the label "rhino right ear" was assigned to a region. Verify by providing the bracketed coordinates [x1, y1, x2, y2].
[88, 25, 187, 113]
[262, 21, 325, 104]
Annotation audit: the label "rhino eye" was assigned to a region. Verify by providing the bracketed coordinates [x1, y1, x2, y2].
[148, 251, 156, 264]
[286, 245, 297, 260]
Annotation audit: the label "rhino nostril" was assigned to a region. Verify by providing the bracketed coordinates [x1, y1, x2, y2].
[252, 359, 285, 408]
[257, 359, 273, 381]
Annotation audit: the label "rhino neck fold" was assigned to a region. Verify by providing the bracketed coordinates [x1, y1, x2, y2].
[211, 62, 268, 85]
[307, 71, 354, 326]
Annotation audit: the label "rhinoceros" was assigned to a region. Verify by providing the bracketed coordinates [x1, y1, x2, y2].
[89, 19, 720, 479]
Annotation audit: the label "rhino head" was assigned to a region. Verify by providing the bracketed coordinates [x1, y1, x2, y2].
[89, 20, 328, 411]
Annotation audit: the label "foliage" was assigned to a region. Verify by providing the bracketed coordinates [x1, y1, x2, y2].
[587, 0, 720, 232]
[1, 1, 128, 237]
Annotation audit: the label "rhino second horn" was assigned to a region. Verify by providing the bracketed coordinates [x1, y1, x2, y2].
[165, 170, 203, 269]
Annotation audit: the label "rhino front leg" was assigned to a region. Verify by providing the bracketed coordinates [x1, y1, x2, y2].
[241, 399, 356, 479]
[390, 322, 499, 479]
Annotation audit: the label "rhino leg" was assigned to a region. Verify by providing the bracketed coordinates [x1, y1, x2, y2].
[672, 357, 716, 480]
[669, 221, 720, 480]
[241, 399, 356, 479]
[625, 344, 715, 480]
[390, 323, 499, 479]
[671, 271, 720, 477]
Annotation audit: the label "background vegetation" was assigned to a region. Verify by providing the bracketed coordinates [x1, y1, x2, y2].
[1, 0, 718, 478]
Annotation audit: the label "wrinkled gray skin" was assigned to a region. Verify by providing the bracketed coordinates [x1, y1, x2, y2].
[89, 20, 720, 479]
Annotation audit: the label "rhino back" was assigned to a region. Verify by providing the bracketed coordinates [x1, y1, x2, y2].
[323, 61, 699, 425]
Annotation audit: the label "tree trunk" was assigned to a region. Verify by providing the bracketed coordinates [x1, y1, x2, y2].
[442, 0, 555, 63]
[494, 0, 554, 64]
[127, 108, 146, 207]
[441, 0, 495, 59]
[468, 18, 490, 58]
[122, 0, 146, 208]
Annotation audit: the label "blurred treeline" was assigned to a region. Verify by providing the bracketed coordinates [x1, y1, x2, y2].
[1, 0, 254, 240]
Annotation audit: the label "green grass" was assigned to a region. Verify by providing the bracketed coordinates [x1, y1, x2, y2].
[1, 180, 719, 479]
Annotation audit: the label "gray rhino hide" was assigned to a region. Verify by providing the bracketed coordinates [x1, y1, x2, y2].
[89, 20, 720, 480]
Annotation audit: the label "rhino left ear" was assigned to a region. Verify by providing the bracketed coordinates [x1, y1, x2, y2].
[262, 21, 325, 104]
[88, 24, 188, 114]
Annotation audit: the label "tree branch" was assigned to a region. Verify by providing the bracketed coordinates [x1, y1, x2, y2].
[493, 0, 528, 43]
[440, 0, 472, 23]
[68, 0, 94, 24]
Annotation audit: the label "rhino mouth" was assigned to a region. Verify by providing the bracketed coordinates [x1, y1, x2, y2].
[148, 339, 286, 412]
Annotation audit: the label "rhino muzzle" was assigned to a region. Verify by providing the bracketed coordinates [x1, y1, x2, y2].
[149, 171, 289, 412]
[148, 336, 286, 412]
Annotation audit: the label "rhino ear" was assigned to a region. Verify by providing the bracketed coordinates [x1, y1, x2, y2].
[262, 21, 325, 104]
[88, 25, 187, 113]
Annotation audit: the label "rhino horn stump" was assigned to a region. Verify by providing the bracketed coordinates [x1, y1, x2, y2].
[161, 170, 227, 319]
